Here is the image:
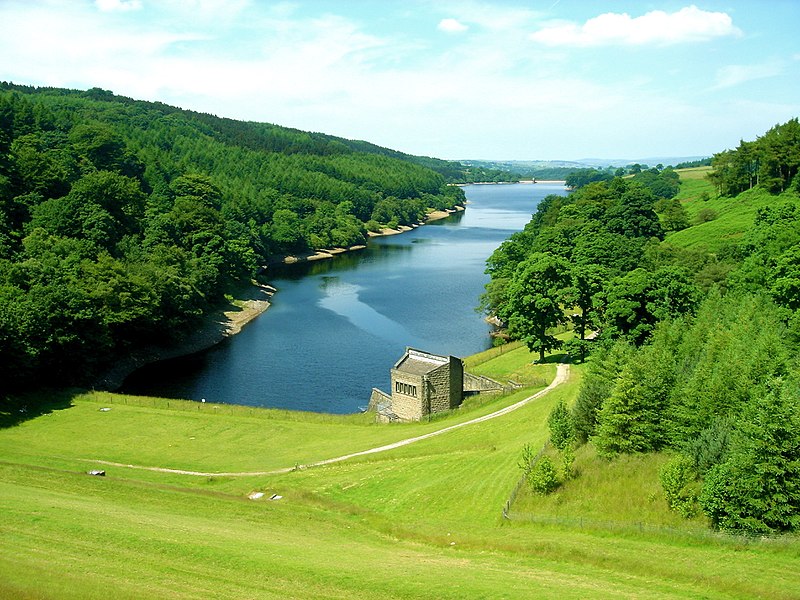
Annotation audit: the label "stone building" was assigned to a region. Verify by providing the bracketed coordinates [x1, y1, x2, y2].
[369, 348, 464, 422]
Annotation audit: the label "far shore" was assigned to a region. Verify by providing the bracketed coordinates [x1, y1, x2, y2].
[97, 204, 467, 391]
[275, 205, 466, 264]
[456, 180, 567, 186]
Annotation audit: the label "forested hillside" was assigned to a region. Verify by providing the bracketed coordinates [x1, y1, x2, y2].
[484, 118, 800, 534]
[0, 83, 466, 391]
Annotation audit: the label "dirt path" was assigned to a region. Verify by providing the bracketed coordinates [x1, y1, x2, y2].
[86, 363, 570, 478]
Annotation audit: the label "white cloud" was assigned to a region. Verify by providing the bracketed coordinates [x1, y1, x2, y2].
[435, 1, 541, 33]
[1, 1, 793, 160]
[713, 62, 783, 89]
[530, 5, 741, 47]
[438, 18, 468, 33]
[95, 0, 142, 11]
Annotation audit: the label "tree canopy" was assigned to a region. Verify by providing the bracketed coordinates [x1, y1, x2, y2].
[0, 83, 466, 390]
[484, 117, 800, 534]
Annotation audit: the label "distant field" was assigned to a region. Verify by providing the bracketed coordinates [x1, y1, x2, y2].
[1, 345, 799, 599]
[674, 166, 712, 181]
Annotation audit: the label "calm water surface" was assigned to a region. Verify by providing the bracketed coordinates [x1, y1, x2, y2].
[122, 183, 567, 412]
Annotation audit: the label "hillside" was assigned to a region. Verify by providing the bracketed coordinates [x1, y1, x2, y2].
[0, 83, 471, 391]
[482, 118, 800, 537]
[2, 347, 798, 599]
[1, 120, 799, 598]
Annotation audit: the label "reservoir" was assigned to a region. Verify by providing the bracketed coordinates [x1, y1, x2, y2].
[122, 182, 567, 413]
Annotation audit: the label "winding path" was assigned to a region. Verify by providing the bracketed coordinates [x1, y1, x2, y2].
[86, 363, 570, 478]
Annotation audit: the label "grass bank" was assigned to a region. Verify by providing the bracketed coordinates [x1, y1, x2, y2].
[1, 343, 798, 599]
[668, 167, 800, 253]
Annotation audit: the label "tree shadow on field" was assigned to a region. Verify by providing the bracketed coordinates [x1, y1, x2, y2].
[534, 352, 568, 365]
[0, 388, 78, 429]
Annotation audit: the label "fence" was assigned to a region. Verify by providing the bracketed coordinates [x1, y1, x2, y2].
[500, 441, 793, 545]
[78, 390, 362, 424]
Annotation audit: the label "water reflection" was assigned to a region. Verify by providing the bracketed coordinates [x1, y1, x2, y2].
[318, 279, 430, 348]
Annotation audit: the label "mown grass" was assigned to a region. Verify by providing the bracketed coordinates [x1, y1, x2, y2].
[1, 346, 799, 599]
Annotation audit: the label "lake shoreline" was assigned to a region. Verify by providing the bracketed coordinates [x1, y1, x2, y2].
[99, 205, 466, 392]
[273, 205, 465, 265]
[94, 283, 275, 391]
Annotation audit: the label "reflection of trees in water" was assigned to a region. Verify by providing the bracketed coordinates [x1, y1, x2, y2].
[269, 242, 415, 280]
[122, 351, 210, 394]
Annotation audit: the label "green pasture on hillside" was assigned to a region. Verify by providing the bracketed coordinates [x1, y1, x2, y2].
[669, 168, 800, 252]
[1, 344, 799, 599]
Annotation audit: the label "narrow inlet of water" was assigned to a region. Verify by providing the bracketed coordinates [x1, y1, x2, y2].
[121, 183, 568, 413]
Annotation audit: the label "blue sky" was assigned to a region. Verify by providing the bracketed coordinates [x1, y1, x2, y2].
[1, 0, 798, 161]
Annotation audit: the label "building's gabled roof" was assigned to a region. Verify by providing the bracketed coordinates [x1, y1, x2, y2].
[392, 348, 450, 376]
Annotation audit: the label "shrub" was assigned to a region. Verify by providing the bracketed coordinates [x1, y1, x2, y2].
[365, 219, 383, 233]
[528, 456, 559, 494]
[659, 454, 699, 518]
[548, 400, 574, 450]
[561, 444, 576, 481]
[695, 207, 717, 224]
[518, 443, 536, 476]
[685, 418, 733, 474]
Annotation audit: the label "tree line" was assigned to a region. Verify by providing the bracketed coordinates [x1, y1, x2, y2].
[0, 84, 465, 391]
[484, 119, 800, 534]
[709, 118, 800, 196]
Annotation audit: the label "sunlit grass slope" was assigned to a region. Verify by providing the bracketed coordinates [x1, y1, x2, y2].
[1, 344, 799, 599]
[668, 167, 800, 252]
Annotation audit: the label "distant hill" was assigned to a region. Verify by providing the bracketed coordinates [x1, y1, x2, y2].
[458, 157, 711, 182]
[573, 156, 710, 168]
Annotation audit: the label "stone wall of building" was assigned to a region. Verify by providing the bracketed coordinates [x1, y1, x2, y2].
[389, 371, 425, 421]
[368, 388, 396, 423]
[449, 357, 464, 408]
[425, 358, 464, 414]
[378, 350, 467, 422]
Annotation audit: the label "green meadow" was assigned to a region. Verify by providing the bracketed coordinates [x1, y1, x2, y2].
[666, 166, 796, 253]
[2, 343, 798, 599]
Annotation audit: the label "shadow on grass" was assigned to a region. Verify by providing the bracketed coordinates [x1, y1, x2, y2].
[535, 352, 568, 365]
[0, 388, 80, 429]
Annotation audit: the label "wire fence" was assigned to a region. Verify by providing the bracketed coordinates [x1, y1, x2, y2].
[500, 442, 796, 545]
[78, 391, 361, 424]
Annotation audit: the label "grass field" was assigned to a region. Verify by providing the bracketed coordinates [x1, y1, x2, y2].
[667, 167, 800, 253]
[2, 344, 799, 598]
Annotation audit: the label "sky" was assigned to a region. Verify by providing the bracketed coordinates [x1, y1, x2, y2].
[0, 0, 798, 161]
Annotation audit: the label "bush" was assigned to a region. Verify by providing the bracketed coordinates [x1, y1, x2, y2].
[561, 444, 576, 481]
[695, 207, 717, 224]
[548, 400, 574, 450]
[518, 443, 536, 476]
[659, 454, 699, 518]
[685, 418, 733, 474]
[365, 219, 383, 233]
[528, 456, 559, 494]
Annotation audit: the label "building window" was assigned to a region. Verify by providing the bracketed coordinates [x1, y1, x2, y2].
[394, 381, 417, 397]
